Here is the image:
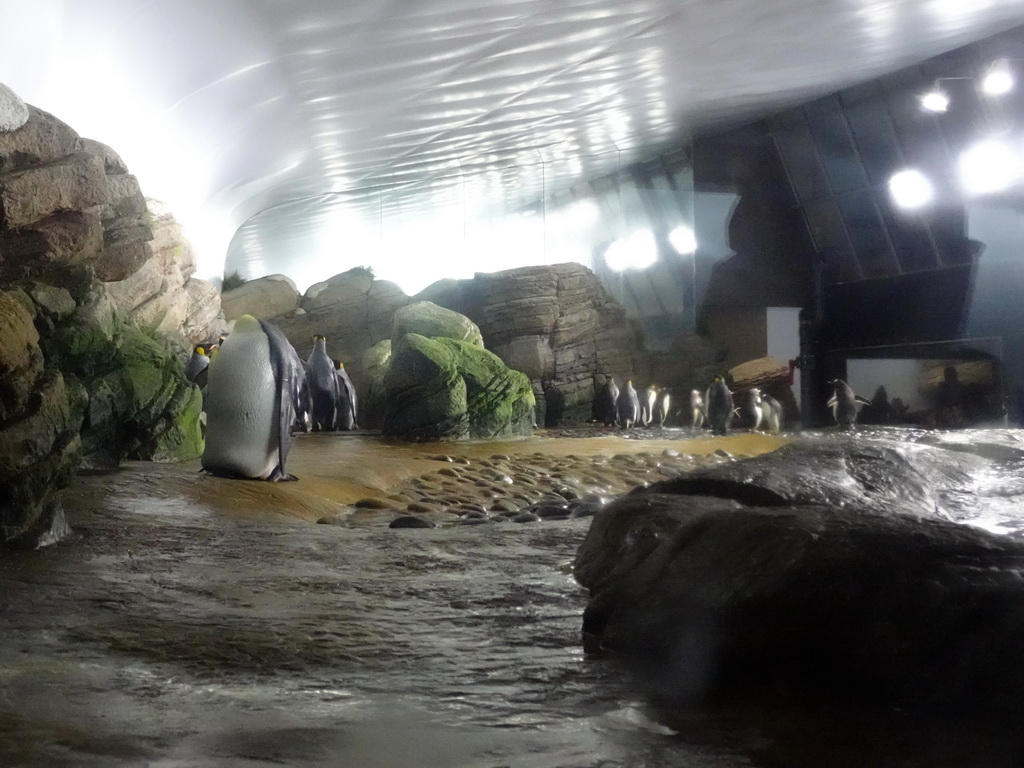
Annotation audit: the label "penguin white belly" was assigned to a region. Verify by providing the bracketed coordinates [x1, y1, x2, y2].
[203, 331, 280, 479]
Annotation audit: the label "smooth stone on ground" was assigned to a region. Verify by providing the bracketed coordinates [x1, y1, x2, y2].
[389, 515, 436, 529]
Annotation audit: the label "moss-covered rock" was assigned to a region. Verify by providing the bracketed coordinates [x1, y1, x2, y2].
[132, 380, 204, 462]
[0, 290, 43, 422]
[382, 332, 535, 441]
[382, 333, 468, 440]
[392, 301, 483, 348]
[0, 370, 82, 547]
[435, 337, 536, 438]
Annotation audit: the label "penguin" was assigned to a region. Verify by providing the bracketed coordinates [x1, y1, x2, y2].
[705, 376, 734, 436]
[759, 394, 783, 434]
[185, 345, 210, 383]
[640, 385, 657, 427]
[739, 387, 763, 431]
[592, 376, 619, 427]
[654, 387, 671, 427]
[307, 334, 341, 432]
[333, 359, 358, 430]
[827, 378, 871, 429]
[688, 389, 706, 429]
[201, 315, 306, 481]
[616, 380, 641, 428]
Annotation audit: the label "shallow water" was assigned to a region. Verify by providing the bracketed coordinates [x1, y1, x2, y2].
[3, 427, 1024, 767]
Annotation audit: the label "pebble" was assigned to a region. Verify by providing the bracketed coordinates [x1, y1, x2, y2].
[389, 515, 435, 529]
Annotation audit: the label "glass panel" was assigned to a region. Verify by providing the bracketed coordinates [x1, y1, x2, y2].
[846, 100, 905, 187]
[804, 198, 860, 282]
[808, 111, 869, 195]
[773, 122, 830, 202]
[838, 190, 897, 278]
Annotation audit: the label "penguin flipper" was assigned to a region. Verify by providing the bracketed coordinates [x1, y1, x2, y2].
[827, 395, 838, 407]
[259, 319, 305, 481]
[855, 396, 872, 406]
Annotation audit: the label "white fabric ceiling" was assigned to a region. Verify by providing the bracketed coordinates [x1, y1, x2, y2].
[3, 0, 1024, 290]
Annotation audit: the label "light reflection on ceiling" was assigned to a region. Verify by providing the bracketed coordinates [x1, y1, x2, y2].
[4, 0, 1024, 292]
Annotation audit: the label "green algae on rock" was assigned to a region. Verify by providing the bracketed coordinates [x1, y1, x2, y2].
[382, 332, 534, 441]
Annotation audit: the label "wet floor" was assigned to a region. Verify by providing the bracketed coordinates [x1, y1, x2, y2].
[3, 427, 1024, 767]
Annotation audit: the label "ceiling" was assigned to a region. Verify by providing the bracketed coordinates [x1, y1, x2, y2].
[4, 0, 1024, 292]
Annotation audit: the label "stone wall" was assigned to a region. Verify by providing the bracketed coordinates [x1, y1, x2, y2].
[0, 91, 213, 548]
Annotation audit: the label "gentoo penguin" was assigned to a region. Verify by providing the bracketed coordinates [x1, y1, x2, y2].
[759, 394, 783, 434]
[641, 385, 657, 427]
[616, 380, 641, 428]
[739, 387, 763, 431]
[827, 378, 871, 429]
[654, 388, 671, 427]
[705, 376, 734, 436]
[689, 389, 706, 429]
[201, 315, 306, 481]
[307, 334, 340, 432]
[333, 359, 358, 430]
[185, 345, 210, 382]
[592, 376, 619, 427]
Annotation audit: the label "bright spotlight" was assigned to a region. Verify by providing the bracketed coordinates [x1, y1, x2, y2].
[668, 224, 697, 254]
[920, 89, 949, 112]
[982, 63, 1014, 96]
[959, 139, 1021, 195]
[888, 169, 933, 209]
[604, 230, 657, 272]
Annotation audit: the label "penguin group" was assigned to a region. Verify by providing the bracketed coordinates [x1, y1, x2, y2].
[305, 334, 358, 432]
[593, 376, 673, 429]
[591, 374, 786, 436]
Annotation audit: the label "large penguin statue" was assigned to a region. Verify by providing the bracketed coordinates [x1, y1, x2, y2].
[333, 359, 358, 430]
[592, 376, 619, 427]
[307, 334, 341, 432]
[828, 378, 871, 429]
[705, 376, 734, 436]
[616, 380, 641, 429]
[201, 315, 306, 481]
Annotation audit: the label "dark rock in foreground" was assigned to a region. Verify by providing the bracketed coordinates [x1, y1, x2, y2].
[575, 436, 1024, 718]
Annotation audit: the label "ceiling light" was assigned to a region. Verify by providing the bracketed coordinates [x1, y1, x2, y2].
[982, 62, 1014, 96]
[604, 230, 657, 272]
[668, 224, 697, 254]
[959, 139, 1021, 195]
[920, 89, 949, 112]
[888, 169, 933, 209]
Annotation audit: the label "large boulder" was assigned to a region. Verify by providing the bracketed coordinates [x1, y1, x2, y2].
[0, 82, 29, 133]
[575, 436, 1024, 718]
[382, 333, 535, 441]
[221, 274, 300, 321]
[359, 339, 392, 429]
[381, 333, 468, 441]
[0, 291, 82, 548]
[392, 300, 483, 348]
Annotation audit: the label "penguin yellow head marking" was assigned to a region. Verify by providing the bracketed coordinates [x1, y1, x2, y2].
[196, 346, 206, 356]
[336, 361, 345, 370]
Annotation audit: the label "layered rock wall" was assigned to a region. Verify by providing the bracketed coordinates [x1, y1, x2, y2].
[0, 95, 213, 547]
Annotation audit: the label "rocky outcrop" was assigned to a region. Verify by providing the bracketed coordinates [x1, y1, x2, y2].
[382, 333, 535, 441]
[392, 300, 483, 347]
[0, 291, 81, 547]
[0, 93, 207, 547]
[221, 273, 300, 321]
[0, 82, 28, 132]
[105, 197, 225, 344]
[465, 263, 641, 426]
[575, 436, 1024, 717]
